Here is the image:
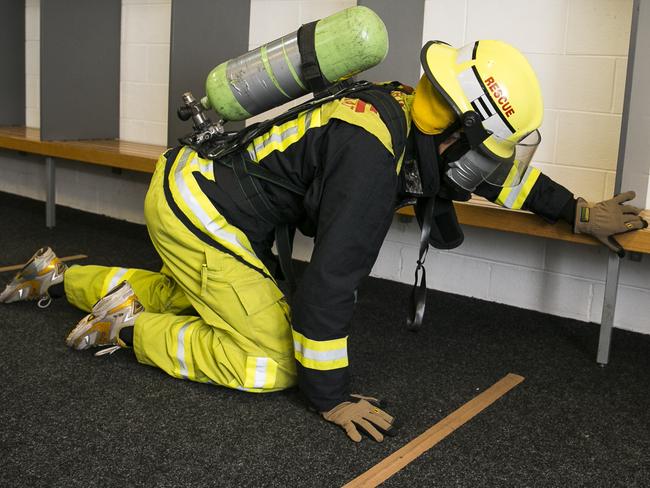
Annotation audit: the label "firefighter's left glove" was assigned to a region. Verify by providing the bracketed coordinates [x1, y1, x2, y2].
[574, 191, 648, 257]
[321, 394, 396, 443]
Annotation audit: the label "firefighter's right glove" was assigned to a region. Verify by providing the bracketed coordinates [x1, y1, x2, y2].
[574, 191, 648, 257]
[321, 395, 396, 443]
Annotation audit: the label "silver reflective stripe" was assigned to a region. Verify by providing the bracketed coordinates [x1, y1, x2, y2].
[482, 108, 515, 139]
[293, 341, 348, 362]
[304, 110, 312, 130]
[253, 125, 299, 154]
[177, 322, 191, 379]
[504, 166, 536, 208]
[253, 357, 268, 388]
[247, 110, 312, 161]
[174, 150, 257, 261]
[457, 68, 485, 103]
[457, 68, 513, 139]
[456, 43, 474, 64]
[109, 268, 128, 291]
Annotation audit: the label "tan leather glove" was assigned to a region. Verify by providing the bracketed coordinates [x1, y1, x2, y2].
[321, 394, 396, 443]
[574, 191, 648, 257]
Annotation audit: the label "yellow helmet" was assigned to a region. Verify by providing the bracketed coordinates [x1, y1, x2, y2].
[415, 39, 543, 175]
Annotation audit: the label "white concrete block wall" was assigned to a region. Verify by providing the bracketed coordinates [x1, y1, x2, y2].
[423, 0, 632, 203]
[246, 0, 357, 125]
[367, 217, 650, 335]
[3, 0, 649, 336]
[25, 0, 40, 129]
[120, 0, 172, 145]
[0, 150, 150, 224]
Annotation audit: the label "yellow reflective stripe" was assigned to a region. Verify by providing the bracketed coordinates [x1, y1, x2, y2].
[249, 108, 321, 161]
[495, 187, 512, 207]
[101, 267, 136, 296]
[292, 330, 349, 371]
[167, 147, 266, 272]
[510, 167, 541, 209]
[244, 356, 278, 389]
[496, 166, 540, 209]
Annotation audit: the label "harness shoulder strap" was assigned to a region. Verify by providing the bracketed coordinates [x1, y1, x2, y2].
[352, 87, 408, 164]
[211, 83, 410, 291]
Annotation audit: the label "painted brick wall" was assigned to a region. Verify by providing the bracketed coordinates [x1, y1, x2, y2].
[6, 0, 649, 336]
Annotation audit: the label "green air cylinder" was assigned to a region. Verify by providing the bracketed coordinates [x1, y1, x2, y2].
[202, 6, 388, 121]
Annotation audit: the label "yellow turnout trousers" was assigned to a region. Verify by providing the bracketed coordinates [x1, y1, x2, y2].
[64, 147, 297, 392]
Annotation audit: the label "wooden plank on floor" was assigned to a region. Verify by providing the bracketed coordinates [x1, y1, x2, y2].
[0, 254, 88, 273]
[343, 373, 525, 488]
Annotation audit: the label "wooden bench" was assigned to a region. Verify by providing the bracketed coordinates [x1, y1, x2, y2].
[397, 199, 650, 255]
[1, 125, 649, 364]
[0, 126, 164, 227]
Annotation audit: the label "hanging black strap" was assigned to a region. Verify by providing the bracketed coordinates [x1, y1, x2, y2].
[297, 21, 328, 93]
[229, 153, 300, 291]
[230, 152, 285, 225]
[275, 223, 297, 291]
[219, 152, 306, 197]
[406, 197, 435, 331]
[215, 84, 409, 294]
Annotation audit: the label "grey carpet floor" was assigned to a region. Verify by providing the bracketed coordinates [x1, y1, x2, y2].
[0, 191, 648, 488]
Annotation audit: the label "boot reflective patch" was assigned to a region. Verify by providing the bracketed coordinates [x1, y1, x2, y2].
[580, 207, 590, 223]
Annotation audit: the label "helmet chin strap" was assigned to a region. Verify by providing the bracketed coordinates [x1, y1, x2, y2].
[460, 111, 491, 147]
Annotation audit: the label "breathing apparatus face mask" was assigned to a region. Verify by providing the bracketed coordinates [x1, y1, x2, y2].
[416, 40, 545, 195]
[442, 115, 541, 193]
[442, 103, 542, 192]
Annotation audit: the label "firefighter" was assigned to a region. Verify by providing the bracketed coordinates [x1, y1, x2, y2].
[1, 40, 646, 444]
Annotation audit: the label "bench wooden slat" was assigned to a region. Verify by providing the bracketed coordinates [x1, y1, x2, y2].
[0, 126, 164, 173]
[1, 126, 648, 254]
[397, 202, 650, 254]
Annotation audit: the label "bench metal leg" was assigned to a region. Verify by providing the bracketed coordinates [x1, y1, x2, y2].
[45, 157, 56, 228]
[597, 252, 622, 365]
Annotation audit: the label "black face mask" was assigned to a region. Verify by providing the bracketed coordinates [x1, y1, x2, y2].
[435, 134, 473, 202]
[399, 127, 440, 199]
[400, 127, 473, 201]
[439, 136, 471, 166]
